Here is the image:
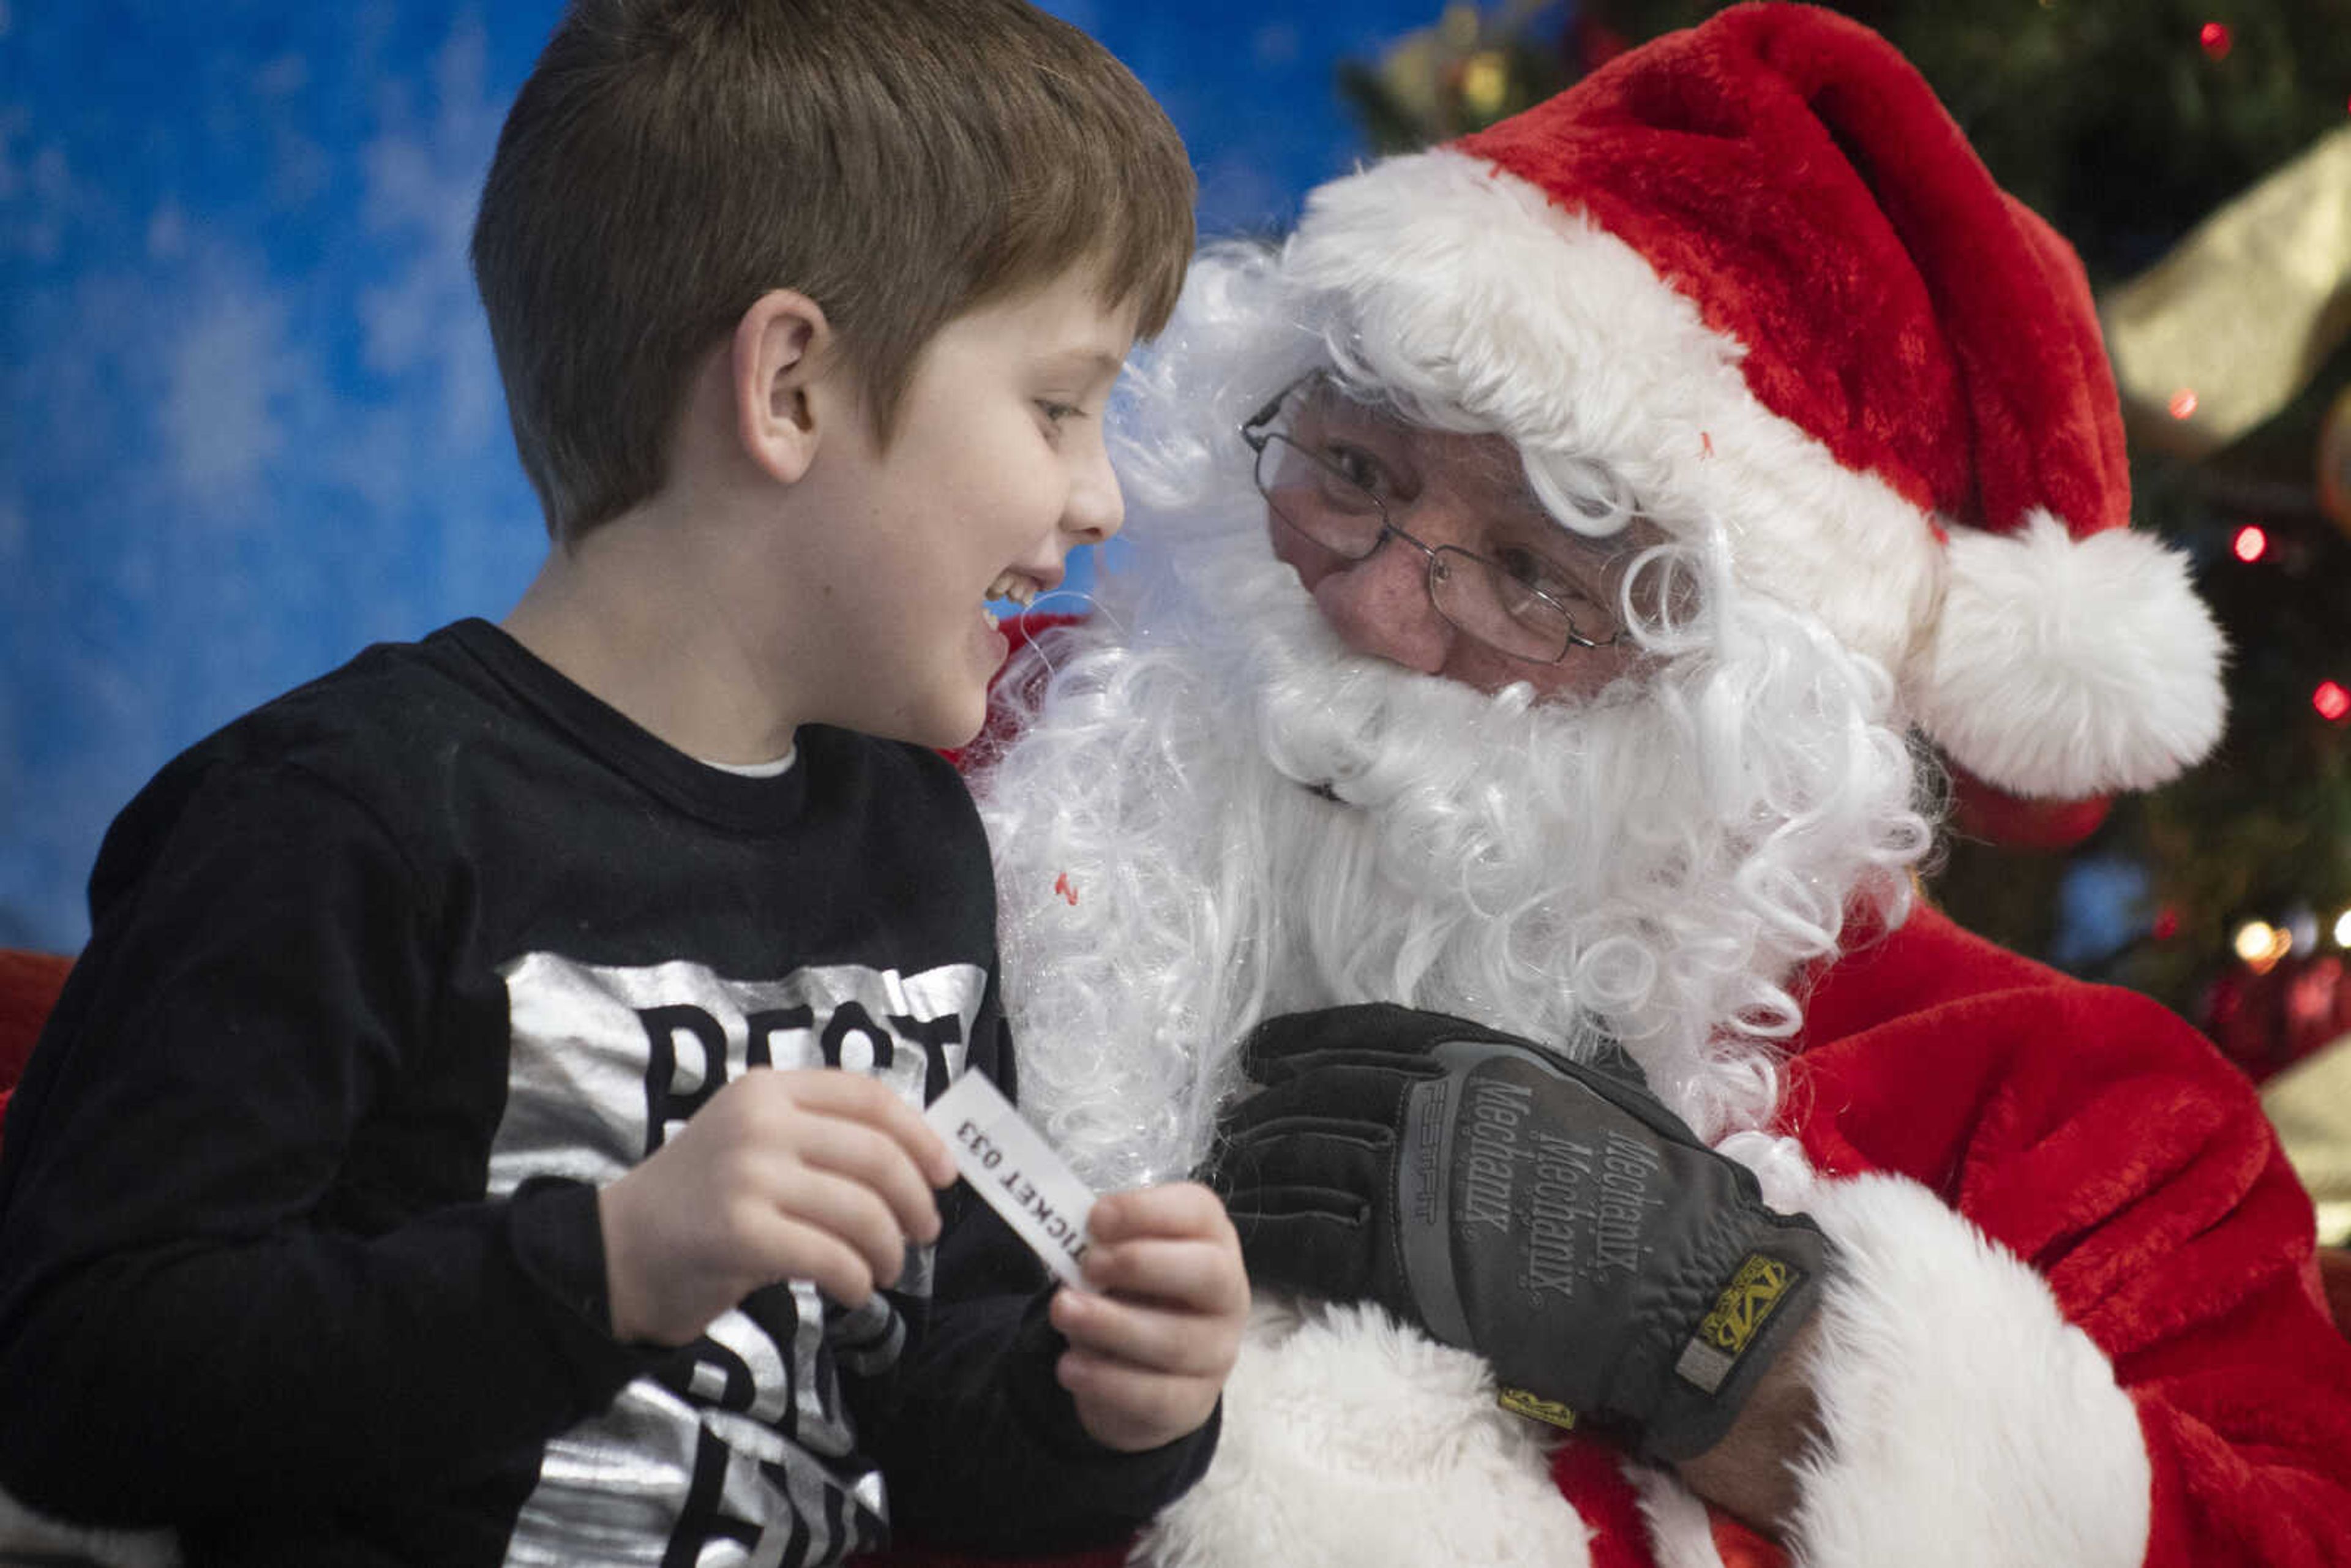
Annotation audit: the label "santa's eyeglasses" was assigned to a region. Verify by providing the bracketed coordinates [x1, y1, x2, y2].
[1240, 375, 1625, 666]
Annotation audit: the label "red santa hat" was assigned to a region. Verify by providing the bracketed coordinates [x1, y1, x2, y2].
[1278, 1, 2225, 809]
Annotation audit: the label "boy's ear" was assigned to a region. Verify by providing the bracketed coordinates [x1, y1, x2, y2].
[732, 290, 838, 485]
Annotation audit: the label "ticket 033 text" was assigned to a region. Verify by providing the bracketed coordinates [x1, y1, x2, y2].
[925, 1071, 1096, 1285]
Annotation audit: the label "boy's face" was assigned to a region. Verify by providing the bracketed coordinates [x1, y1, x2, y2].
[793, 266, 1138, 749]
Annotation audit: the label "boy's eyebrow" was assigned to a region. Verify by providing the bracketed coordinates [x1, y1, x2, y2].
[1038, 348, 1130, 380]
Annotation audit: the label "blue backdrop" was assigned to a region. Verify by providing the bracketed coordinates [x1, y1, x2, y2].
[0, 1, 1489, 952]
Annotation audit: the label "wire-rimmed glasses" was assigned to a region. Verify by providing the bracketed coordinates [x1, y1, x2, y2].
[1240, 375, 1624, 665]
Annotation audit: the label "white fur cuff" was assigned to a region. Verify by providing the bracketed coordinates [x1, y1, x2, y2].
[1136, 1297, 1594, 1568]
[1790, 1174, 2152, 1567]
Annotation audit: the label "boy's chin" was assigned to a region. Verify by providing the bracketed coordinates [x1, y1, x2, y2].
[890, 688, 991, 756]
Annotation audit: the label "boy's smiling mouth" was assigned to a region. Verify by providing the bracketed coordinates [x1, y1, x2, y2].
[981, 569, 1047, 629]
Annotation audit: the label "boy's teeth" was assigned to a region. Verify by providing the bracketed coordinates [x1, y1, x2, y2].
[986, 572, 1037, 607]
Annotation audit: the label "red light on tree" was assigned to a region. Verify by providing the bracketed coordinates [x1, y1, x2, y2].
[2153, 907, 2181, 942]
[2168, 388, 2200, 419]
[2199, 21, 2233, 59]
[2232, 525, 2268, 562]
[2316, 681, 2351, 723]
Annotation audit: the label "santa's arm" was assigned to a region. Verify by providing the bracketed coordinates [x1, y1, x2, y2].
[1778, 948, 2351, 1568]
[1670, 1316, 1823, 1535]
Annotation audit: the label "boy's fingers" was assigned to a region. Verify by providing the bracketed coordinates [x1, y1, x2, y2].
[1050, 1285, 1238, 1378]
[1087, 1180, 1234, 1244]
[784, 1113, 943, 1245]
[1080, 1237, 1249, 1315]
[771, 1069, 957, 1187]
[762, 1214, 880, 1308]
[761, 1165, 919, 1290]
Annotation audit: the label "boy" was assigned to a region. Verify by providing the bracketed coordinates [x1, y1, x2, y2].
[0, 2, 1245, 1564]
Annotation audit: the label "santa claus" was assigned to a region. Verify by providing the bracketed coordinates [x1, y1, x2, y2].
[943, 6, 2351, 1566]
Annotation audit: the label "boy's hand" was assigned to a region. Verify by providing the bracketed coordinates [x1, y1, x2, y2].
[599, 1068, 956, 1346]
[1048, 1182, 1248, 1453]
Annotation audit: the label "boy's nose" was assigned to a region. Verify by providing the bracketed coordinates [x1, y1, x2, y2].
[1065, 440, 1124, 544]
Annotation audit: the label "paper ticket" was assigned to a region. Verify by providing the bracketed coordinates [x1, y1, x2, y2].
[924, 1070, 1096, 1286]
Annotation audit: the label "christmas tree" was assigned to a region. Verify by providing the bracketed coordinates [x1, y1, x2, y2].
[1339, 1, 2351, 1079]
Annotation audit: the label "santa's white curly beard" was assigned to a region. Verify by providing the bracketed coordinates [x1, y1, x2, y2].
[975, 500, 1932, 1194]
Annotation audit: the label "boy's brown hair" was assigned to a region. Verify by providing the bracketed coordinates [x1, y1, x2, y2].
[472, 0, 1195, 541]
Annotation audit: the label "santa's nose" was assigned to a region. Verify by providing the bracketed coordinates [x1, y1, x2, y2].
[1308, 530, 1455, 675]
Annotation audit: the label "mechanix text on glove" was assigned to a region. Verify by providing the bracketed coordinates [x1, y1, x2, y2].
[1212, 1003, 1830, 1463]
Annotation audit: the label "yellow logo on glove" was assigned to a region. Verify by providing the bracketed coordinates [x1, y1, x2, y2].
[1700, 1253, 1793, 1354]
[1674, 1251, 1800, 1394]
[1496, 1386, 1579, 1430]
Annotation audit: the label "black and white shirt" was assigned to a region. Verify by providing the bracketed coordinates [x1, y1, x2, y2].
[0, 619, 1211, 1566]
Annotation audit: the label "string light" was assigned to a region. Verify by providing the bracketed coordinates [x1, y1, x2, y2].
[2168, 388, 2200, 419]
[2234, 920, 2290, 973]
[2232, 525, 2268, 562]
[2315, 681, 2351, 723]
[2199, 22, 2233, 61]
[2334, 909, 2351, 949]
[1461, 51, 1510, 118]
[2287, 907, 2320, 953]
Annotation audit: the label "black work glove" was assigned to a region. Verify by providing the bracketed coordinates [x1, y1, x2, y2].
[1210, 1003, 1829, 1463]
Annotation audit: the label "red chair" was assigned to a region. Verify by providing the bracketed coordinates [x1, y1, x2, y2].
[0, 949, 72, 1147]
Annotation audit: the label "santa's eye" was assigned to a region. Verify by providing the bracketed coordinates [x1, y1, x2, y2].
[1313, 441, 1401, 503]
[1491, 544, 1605, 615]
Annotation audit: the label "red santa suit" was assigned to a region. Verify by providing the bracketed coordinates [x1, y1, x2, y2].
[1779, 902, 2351, 1567]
